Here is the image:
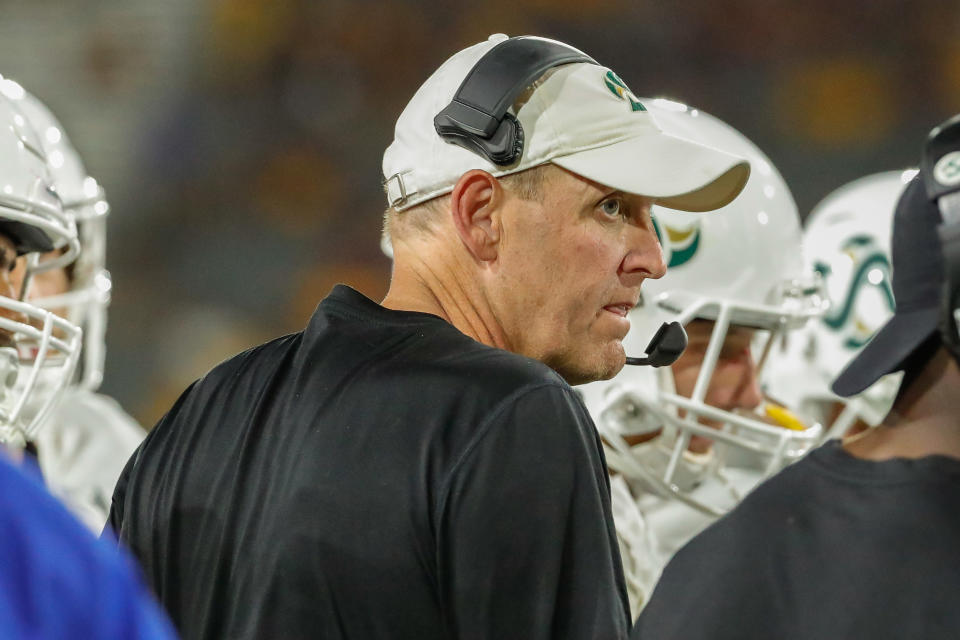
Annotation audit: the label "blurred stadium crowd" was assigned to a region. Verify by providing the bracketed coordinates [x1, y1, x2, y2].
[0, 0, 956, 426]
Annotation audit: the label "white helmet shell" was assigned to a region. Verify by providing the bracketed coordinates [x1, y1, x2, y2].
[763, 170, 914, 437]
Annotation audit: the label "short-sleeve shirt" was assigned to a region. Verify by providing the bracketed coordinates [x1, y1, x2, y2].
[0, 450, 175, 639]
[632, 440, 960, 639]
[110, 285, 630, 640]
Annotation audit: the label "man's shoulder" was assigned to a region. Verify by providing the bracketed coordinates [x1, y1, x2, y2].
[137, 332, 303, 443]
[314, 285, 570, 392]
[427, 340, 569, 395]
[189, 331, 303, 392]
[379, 336, 583, 445]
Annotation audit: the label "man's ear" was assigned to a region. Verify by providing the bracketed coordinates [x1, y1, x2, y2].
[449, 170, 502, 262]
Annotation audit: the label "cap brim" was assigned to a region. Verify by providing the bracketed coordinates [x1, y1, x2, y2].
[551, 131, 750, 212]
[831, 307, 940, 397]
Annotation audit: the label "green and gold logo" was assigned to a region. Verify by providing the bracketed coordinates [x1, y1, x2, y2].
[653, 216, 701, 268]
[814, 234, 894, 349]
[604, 71, 646, 112]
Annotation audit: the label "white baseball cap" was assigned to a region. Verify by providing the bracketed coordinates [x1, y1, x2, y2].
[383, 34, 750, 212]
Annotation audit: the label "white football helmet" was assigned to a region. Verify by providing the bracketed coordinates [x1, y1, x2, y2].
[580, 99, 827, 517]
[0, 91, 82, 444]
[763, 170, 913, 440]
[0, 78, 110, 392]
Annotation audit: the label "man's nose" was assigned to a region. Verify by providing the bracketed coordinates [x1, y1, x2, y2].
[622, 226, 667, 281]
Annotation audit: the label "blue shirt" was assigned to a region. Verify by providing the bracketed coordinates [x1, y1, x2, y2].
[0, 450, 177, 639]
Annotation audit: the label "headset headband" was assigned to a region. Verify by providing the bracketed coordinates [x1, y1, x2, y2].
[434, 37, 596, 166]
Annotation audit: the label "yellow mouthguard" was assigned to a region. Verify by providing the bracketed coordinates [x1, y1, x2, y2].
[763, 403, 808, 431]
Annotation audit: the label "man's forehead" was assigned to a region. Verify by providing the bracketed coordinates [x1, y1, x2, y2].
[553, 165, 613, 196]
[552, 165, 656, 204]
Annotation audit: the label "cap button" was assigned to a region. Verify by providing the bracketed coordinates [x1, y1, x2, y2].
[488, 33, 509, 43]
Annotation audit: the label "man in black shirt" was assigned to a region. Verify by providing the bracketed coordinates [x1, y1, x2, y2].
[632, 123, 960, 640]
[109, 34, 749, 640]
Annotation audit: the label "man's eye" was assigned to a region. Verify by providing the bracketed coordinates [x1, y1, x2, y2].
[600, 199, 623, 218]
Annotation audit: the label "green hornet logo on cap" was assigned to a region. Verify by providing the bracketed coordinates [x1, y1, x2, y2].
[814, 234, 894, 349]
[604, 71, 646, 112]
[652, 216, 700, 268]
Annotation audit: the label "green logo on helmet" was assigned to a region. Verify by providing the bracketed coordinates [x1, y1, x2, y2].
[653, 216, 701, 268]
[813, 234, 894, 349]
[604, 71, 646, 112]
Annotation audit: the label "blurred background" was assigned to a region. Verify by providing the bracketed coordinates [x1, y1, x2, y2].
[0, 0, 957, 427]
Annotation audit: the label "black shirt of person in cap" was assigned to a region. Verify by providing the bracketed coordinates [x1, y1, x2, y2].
[632, 176, 960, 639]
[109, 286, 627, 639]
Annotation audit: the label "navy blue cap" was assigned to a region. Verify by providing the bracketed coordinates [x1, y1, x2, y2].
[832, 176, 943, 397]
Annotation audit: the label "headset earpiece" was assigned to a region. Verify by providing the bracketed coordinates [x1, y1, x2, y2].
[434, 36, 595, 166]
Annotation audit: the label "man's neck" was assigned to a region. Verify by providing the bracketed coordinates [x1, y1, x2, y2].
[843, 347, 960, 461]
[381, 244, 509, 351]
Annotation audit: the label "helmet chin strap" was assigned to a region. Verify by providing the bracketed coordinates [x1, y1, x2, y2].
[625, 321, 688, 367]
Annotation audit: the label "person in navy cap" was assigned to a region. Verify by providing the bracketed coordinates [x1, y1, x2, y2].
[631, 115, 960, 640]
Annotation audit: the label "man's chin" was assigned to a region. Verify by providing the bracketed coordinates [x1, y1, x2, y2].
[558, 346, 625, 386]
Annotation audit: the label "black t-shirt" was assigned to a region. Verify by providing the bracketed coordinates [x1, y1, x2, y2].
[632, 440, 960, 639]
[109, 285, 630, 640]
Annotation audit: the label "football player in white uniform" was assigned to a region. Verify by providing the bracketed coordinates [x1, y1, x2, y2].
[0, 90, 83, 450]
[763, 170, 915, 442]
[0, 78, 145, 532]
[579, 99, 826, 616]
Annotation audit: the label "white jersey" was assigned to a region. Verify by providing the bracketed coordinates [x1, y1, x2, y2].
[33, 389, 145, 532]
[612, 465, 765, 619]
[635, 466, 765, 560]
[610, 474, 663, 619]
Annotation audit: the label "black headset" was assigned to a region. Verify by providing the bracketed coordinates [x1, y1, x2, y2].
[433, 36, 687, 366]
[433, 36, 596, 166]
[921, 114, 960, 362]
